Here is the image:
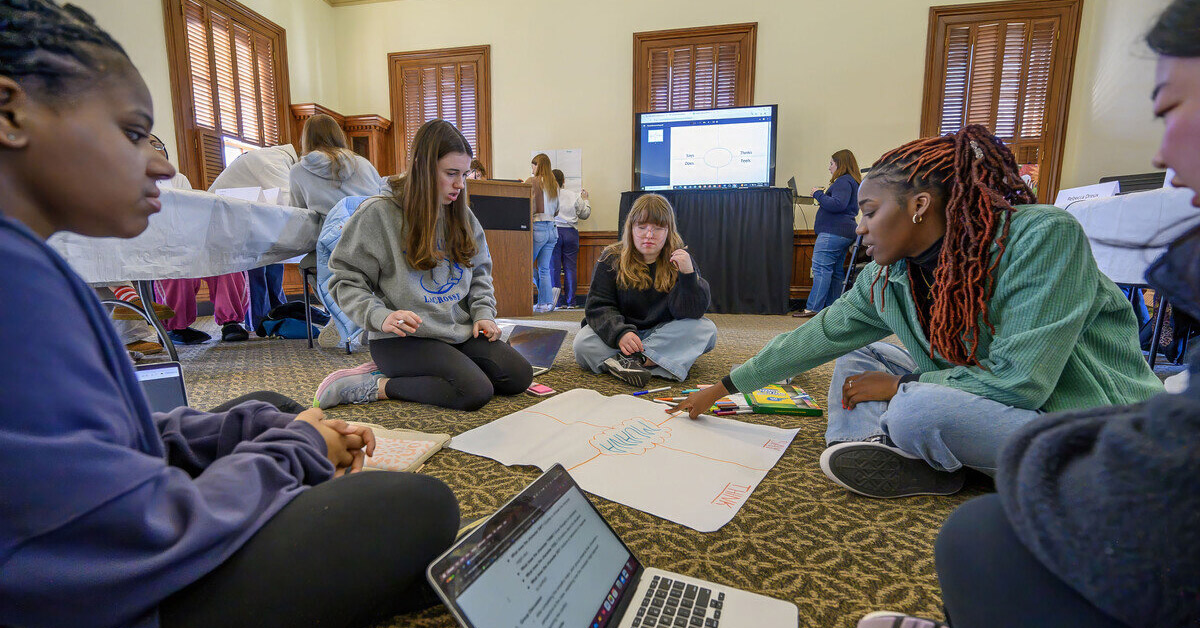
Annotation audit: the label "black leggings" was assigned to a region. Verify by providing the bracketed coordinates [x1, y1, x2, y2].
[208, 390, 307, 414]
[937, 494, 1130, 627]
[370, 334, 533, 411]
[160, 471, 459, 628]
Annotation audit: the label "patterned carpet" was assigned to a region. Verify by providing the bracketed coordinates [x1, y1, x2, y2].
[168, 311, 987, 628]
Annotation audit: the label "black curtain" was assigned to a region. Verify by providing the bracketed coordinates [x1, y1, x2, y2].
[619, 188, 792, 314]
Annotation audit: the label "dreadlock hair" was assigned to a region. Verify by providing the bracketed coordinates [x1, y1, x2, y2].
[0, 0, 129, 101]
[864, 124, 1036, 367]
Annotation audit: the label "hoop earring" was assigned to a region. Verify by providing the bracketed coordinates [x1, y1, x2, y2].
[912, 214, 923, 225]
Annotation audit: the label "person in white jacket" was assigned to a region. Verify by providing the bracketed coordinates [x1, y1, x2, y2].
[550, 168, 590, 308]
[211, 143, 299, 335]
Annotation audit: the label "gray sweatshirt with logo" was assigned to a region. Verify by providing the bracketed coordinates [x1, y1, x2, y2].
[327, 195, 496, 344]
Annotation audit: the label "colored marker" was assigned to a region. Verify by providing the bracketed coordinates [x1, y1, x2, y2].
[632, 386, 671, 396]
[681, 389, 701, 393]
[714, 409, 753, 415]
[650, 399, 677, 406]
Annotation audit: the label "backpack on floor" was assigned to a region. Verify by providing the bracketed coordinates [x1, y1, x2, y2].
[260, 317, 320, 340]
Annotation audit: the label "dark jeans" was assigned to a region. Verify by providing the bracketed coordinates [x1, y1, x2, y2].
[937, 495, 1130, 627]
[370, 334, 533, 411]
[551, 225, 580, 306]
[160, 471, 459, 628]
[247, 264, 286, 335]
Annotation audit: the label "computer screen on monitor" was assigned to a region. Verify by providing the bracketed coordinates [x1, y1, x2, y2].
[635, 105, 777, 191]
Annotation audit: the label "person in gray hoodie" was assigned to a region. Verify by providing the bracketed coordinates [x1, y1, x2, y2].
[317, 119, 533, 411]
[289, 113, 382, 220]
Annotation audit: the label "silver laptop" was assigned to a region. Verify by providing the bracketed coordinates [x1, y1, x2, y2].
[427, 464, 798, 628]
[134, 361, 188, 412]
[504, 324, 569, 376]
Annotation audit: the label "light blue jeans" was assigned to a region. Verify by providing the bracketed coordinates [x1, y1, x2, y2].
[827, 342, 1041, 475]
[574, 318, 718, 381]
[806, 232, 854, 312]
[532, 221, 559, 308]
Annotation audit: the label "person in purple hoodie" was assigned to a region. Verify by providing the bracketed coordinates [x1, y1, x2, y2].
[0, 2, 459, 627]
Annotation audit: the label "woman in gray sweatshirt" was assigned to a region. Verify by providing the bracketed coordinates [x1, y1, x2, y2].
[318, 120, 533, 411]
[289, 113, 383, 220]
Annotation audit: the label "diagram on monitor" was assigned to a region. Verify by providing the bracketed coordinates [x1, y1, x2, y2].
[669, 122, 771, 187]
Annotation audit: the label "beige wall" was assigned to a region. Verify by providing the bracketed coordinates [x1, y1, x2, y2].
[73, 0, 341, 173]
[331, 0, 1171, 230]
[78, 0, 1171, 228]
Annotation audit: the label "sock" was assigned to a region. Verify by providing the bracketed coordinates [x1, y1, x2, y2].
[112, 285, 139, 302]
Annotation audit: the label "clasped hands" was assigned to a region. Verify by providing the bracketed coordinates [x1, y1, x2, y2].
[840, 371, 901, 409]
[296, 409, 376, 477]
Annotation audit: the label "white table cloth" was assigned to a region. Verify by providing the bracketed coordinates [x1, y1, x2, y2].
[48, 188, 320, 283]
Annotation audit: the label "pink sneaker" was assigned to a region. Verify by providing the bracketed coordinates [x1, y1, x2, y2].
[313, 361, 380, 407]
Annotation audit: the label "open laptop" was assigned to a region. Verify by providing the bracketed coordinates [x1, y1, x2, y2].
[134, 362, 188, 412]
[504, 324, 569, 376]
[427, 464, 798, 628]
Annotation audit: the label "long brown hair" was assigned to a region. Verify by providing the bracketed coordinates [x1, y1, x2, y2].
[603, 194, 684, 292]
[389, 119, 477, 271]
[531, 153, 559, 197]
[300, 114, 353, 181]
[865, 124, 1035, 366]
[829, 149, 862, 183]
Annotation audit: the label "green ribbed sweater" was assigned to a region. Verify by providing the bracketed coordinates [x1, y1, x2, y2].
[732, 205, 1163, 412]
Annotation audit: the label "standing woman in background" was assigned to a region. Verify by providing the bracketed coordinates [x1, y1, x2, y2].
[528, 153, 560, 312]
[550, 168, 591, 308]
[289, 114, 382, 221]
[799, 149, 862, 317]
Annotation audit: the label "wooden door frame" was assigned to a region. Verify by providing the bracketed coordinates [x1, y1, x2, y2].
[919, 0, 1083, 203]
[386, 45, 492, 176]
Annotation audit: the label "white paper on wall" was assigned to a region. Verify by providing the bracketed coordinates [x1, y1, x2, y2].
[531, 148, 584, 192]
[450, 389, 798, 532]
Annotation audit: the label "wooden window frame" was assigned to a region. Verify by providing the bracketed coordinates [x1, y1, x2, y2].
[387, 45, 493, 175]
[162, 0, 292, 188]
[919, 0, 1083, 203]
[631, 23, 757, 189]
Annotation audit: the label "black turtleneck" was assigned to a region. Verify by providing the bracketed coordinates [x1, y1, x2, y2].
[908, 237, 943, 326]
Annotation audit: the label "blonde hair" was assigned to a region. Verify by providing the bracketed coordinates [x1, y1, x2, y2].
[603, 193, 683, 292]
[829, 149, 862, 184]
[388, 119, 477, 271]
[531, 153, 559, 197]
[300, 114, 354, 181]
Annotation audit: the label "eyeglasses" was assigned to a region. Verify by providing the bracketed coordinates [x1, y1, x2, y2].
[149, 137, 166, 151]
[632, 224, 668, 236]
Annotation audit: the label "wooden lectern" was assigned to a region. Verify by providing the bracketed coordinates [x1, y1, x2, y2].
[467, 180, 534, 317]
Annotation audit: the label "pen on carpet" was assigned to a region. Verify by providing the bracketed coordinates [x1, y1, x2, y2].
[632, 386, 671, 396]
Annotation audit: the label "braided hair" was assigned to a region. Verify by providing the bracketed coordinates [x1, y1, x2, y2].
[0, 0, 128, 98]
[865, 124, 1036, 366]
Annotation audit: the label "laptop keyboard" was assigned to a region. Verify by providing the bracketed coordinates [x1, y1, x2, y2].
[631, 575, 725, 628]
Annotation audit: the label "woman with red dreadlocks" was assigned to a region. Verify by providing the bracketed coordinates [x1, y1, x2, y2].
[676, 124, 1162, 499]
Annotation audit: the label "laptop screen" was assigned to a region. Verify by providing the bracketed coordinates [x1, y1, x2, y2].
[430, 466, 641, 628]
[135, 363, 188, 413]
[505, 325, 568, 369]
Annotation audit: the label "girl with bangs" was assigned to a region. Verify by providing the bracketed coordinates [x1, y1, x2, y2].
[318, 119, 532, 411]
[574, 194, 716, 387]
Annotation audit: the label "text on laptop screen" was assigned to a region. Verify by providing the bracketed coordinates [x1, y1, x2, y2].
[435, 472, 640, 627]
[135, 365, 187, 413]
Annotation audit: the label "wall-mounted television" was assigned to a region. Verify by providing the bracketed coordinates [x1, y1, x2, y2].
[634, 105, 778, 191]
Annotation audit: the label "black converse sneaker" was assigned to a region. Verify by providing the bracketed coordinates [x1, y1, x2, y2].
[819, 435, 966, 498]
[601, 354, 652, 387]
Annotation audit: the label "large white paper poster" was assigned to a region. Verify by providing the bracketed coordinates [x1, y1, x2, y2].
[450, 389, 798, 532]
[531, 148, 583, 191]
